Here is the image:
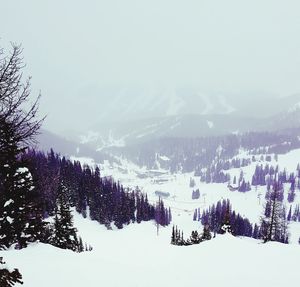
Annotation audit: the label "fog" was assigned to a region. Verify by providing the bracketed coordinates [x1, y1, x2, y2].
[1, 0, 300, 132]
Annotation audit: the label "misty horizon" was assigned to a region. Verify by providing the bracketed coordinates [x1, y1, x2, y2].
[1, 0, 300, 132]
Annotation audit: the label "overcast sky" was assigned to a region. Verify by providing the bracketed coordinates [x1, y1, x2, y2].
[1, 0, 300, 132]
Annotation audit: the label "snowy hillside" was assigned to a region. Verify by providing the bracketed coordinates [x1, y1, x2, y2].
[2, 145, 300, 287]
[91, 148, 300, 231]
[2, 213, 300, 287]
[70, 147, 300, 241]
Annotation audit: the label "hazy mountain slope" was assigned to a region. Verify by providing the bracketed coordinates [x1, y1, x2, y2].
[60, 93, 300, 150]
[69, 114, 261, 150]
[66, 89, 300, 128]
[36, 129, 106, 162]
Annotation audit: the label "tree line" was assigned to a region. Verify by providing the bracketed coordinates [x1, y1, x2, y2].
[105, 129, 300, 174]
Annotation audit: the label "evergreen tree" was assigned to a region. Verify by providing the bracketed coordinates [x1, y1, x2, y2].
[233, 175, 237, 185]
[252, 224, 260, 239]
[0, 45, 45, 249]
[171, 225, 176, 245]
[220, 204, 232, 234]
[189, 177, 196, 188]
[52, 182, 81, 252]
[190, 230, 201, 244]
[193, 209, 197, 221]
[201, 224, 212, 241]
[260, 182, 289, 243]
[0, 257, 23, 286]
[287, 206, 292, 221]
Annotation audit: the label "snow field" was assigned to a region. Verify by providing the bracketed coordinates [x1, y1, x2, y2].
[2, 213, 300, 287]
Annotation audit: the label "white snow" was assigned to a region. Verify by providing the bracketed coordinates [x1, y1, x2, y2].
[15, 167, 30, 176]
[2, 213, 300, 287]
[165, 89, 186, 116]
[288, 101, 300, 113]
[207, 120, 214, 129]
[199, 93, 214, 115]
[136, 126, 159, 139]
[218, 94, 236, 114]
[159, 155, 170, 161]
[70, 156, 95, 167]
[6, 216, 13, 224]
[79, 131, 99, 144]
[4, 199, 14, 208]
[169, 121, 181, 130]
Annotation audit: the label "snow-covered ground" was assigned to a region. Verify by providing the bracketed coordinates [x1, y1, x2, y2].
[2, 213, 300, 287]
[2, 148, 300, 286]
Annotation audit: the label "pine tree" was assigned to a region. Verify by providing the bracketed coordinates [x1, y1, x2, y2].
[193, 209, 197, 221]
[0, 119, 46, 249]
[77, 236, 84, 253]
[168, 207, 172, 224]
[52, 182, 81, 252]
[260, 182, 289, 243]
[252, 224, 260, 239]
[220, 203, 232, 234]
[0, 257, 23, 286]
[171, 225, 176, 245]
[190, 230, 201, 244]
[189, 177, 195, 188]
[201, 224, 212, 241]
[287, 206, 292, 221]
[0, 44, 45, 249]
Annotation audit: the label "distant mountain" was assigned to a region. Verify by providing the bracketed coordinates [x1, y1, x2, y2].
[73, 88, 300, 124]
[262, 110, 300, 132]
[59, 92, 300, 151]
[35, 129, 106, 163]
[227, 93, 300, 118]
[66, 114, 262, 151]
[84, 87, 238, 124]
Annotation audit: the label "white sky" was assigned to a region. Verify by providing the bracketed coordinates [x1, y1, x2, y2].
[1, 0, 300, 131]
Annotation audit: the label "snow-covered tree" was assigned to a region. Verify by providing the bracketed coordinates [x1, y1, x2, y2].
[220, 204, 232, 234]
[190, 230, 201, 244]
[51, 182, 81, 252]
[0, 44, 45, 249]
[0, 257, 23, 286]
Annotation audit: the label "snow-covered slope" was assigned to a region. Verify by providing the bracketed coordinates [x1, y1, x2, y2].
[2, 147, 300, 287]
[2, 211, 300, 287]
